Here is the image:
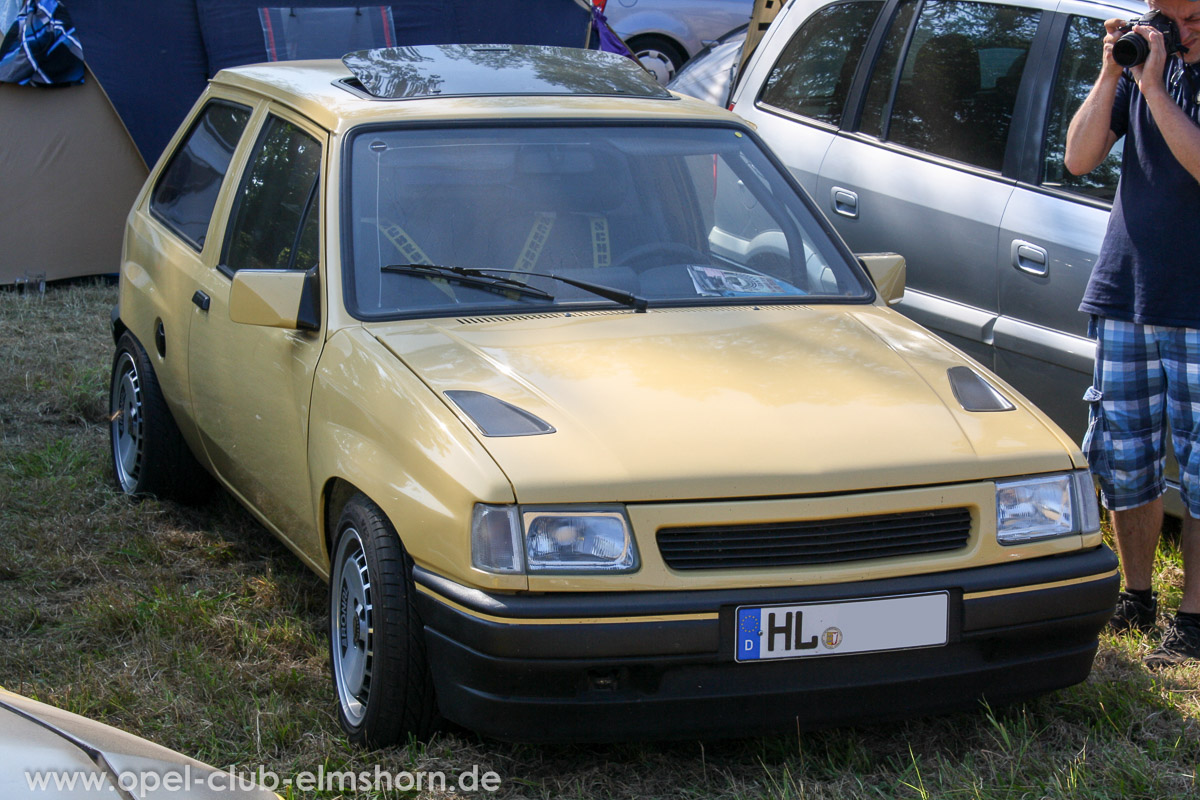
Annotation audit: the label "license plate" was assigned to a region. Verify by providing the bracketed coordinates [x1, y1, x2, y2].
[735, 592, 948, 662]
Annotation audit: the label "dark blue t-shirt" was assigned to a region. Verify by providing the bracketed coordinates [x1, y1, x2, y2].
[1079, 58, 1200, 328]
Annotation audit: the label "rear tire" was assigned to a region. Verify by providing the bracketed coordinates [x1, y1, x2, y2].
[108, 332, 212, 504]
[330, 493, 436, 747]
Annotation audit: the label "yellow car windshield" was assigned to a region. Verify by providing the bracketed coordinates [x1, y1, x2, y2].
[344, 124, 871, 319]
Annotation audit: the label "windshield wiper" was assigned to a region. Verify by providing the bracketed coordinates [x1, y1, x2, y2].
[383, 264, 649, 312]
[381, 264, 554, 301]
[476, 267, 648, 312]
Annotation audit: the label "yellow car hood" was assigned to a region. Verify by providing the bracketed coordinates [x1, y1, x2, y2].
[371, 305, 1077, 503]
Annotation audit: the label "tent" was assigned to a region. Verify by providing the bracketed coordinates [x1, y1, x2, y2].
[67, 0, 597, 166]
[1, 0, 597, 285]
[0, 63, 147, 285]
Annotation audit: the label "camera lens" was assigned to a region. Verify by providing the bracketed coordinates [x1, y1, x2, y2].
[1113, 30, 1150, 67]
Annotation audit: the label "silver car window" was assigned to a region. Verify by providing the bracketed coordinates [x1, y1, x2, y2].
[758, 0, 885, 125]
[1041, 14, 1122, 202]
[872, 0, 1041, 171]
[860, 0, 921, 137]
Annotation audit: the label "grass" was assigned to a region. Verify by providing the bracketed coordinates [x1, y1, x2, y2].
[0, 280, 1197, 799]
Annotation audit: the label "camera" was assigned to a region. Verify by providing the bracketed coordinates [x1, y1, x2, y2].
[1112, 9, 1188, 68]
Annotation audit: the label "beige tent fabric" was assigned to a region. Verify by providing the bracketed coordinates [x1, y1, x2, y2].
[0, 65, 148, 285]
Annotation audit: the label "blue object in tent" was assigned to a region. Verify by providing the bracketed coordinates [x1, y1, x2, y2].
[591, 6, 637, 62]
[0, 0, 85, 86]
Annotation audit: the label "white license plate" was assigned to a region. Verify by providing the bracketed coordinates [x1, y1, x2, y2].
[735, 592, 949, 662]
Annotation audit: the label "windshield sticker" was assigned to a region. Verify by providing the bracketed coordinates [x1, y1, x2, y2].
[688, 266, 797, 297]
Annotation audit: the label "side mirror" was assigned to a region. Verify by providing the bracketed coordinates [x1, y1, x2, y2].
[229, 268, 320, 330]
[857, 253, 905, 306]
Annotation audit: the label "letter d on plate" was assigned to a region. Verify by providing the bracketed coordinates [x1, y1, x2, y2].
[738, 608, 761, 659]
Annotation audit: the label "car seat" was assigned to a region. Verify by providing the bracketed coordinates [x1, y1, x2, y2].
[891, 33, 983, 164]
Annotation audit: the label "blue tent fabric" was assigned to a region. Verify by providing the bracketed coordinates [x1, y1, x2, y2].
[69, 0, 208, 168]
[198, 0, 401, 75]
[197, 0, 591, 75]
[257, 7, 398, 63]
[0, 0, 86, 86]
[68, 0, 594, 166]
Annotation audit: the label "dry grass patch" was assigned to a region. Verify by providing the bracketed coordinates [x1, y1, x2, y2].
[0, 281, 1196, 799]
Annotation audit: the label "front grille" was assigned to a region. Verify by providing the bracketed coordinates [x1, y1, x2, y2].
[656, 507, 972, 570]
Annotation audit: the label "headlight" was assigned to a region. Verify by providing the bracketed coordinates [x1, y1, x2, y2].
[524, 509, 638, 572]
[995, 470, 1100, 545]
[472, 505, 638, 574]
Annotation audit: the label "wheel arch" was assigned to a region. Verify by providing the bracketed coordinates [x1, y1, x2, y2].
[616, 12, 695, 55]
[110, 307, 128, 346]
[309, 427, 509, 583]
[308, 328, 519, 586]
[327, 488, 438, 745]
[109, 328, 213, 504]
[322, 477, 363, 559]
[626, 31, 690, 64]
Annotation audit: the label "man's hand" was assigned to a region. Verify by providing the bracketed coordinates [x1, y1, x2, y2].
[1130, 22, 1169, 98]
[1101, 18, 1130, 80]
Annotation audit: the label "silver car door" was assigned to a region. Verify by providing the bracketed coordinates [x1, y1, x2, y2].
[994, 2, 1137, 441]
[733, 0, 889, 195]
[816, 0, 1045, 368]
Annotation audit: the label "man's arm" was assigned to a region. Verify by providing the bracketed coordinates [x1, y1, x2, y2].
[1134, 26, 1200, 185]
[1065, 18, 1125, 176]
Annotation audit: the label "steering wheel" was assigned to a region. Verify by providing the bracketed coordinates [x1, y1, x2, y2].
[615, 242, 708, 268]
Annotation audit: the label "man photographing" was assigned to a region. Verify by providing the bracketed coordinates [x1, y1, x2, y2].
[1065, 0, 1200, 666]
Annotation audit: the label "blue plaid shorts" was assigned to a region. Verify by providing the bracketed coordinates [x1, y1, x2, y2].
[1083, 317, 1200, 516]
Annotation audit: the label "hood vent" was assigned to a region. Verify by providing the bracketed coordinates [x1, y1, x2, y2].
[947, 366, 1015, 412]
[445, 391, 555, 437]
[456, 310, 627, 325]
[454, 305, 813, 325]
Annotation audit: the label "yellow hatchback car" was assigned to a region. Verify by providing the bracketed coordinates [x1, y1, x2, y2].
[108, 44, 1118, 746]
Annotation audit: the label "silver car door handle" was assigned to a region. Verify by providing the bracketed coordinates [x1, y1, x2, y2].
[831, 187, 858, 219]
[1011, 240, 1048, 276]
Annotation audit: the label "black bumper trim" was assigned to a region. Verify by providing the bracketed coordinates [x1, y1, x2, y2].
[416, 555, 1116, 661]
[964, 571, 1118, 632]
[415, 586, 721, 657]
[413, 545, 1117, 629]
[414, 547, 1118, 741]
[422, 627, 1103, 742]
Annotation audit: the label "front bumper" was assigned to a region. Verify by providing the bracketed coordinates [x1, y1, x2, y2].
[413, 545, 1118, 742]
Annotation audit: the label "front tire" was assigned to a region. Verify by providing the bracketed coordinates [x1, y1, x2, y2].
[108, 332, 212, 504]
[330, 494, 436, 747]
[628, 34, 687, 83]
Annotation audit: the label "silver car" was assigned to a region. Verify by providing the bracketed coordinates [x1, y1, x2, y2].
[0, 688, 278, 799]
[666, 22, 748, 105]
[727, 0, 1171, 505]
[605, 0, 754, 82]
